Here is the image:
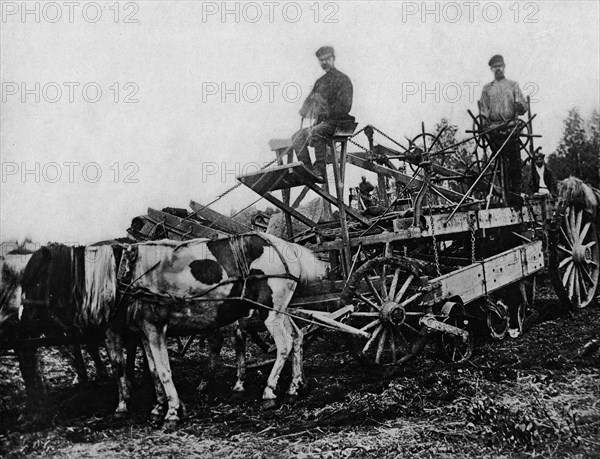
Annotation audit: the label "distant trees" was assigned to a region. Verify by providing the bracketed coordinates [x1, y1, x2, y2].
[546, 108, 599, 188]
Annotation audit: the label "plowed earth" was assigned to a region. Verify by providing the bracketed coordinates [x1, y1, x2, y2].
[1, 281, 599, 458]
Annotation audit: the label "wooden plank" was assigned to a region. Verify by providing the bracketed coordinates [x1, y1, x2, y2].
[429, 240, 544, 305]
[303, 180, 370, 226]
[237, 162, 323, 194]
[289, 292, 340, 311]
[189, 201, 248, 234]
[314, 204, 546, 252]
[258, 191, 318, 228]
[147, 208, 228, 239]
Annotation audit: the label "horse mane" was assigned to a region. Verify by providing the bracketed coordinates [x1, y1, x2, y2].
[558, 176, 600, 214]
[78, 243, 119, 328]
[47, 243, 82, 315]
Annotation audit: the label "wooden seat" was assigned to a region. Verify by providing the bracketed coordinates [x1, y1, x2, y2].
[332, 122, 358, 140]
[237, 162, 324, 194]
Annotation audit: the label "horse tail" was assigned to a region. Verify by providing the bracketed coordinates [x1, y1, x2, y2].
[0, 261, 22, 324]
[80, 244, 118, 327]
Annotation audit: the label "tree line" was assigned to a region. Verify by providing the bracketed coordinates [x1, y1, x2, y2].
[546, 108, 599, 189]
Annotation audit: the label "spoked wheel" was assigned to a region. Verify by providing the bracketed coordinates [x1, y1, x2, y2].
[408, 130, 449, 170]
[518, 120, 532, 151]
[472, 115, 489, 150]
[341, 256, 428, 367]
[436, 308, 474, 363]
[550, 203, 600, 310]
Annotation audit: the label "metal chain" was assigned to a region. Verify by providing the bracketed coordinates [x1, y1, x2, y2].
[469, 214, 476, 264]
[347, 125, 408, 154]
[371, 126, 409, 151]
[348, 137, 370, 152]
[425, 185, 442, 277]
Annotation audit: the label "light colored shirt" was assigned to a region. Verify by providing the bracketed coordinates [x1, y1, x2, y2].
[536, 165, 550, 194]
[479, 78, 527, 127]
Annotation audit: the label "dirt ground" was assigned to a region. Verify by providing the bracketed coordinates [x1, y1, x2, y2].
[1, 281, 599, 458]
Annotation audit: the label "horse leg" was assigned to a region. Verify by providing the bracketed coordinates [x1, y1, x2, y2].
[284, 318, 304, 403]
[262, 313, 293, 409]
[261, 281, 297, 408]
[69, 345, 88, 386]
[232, 323, 247, 394]
[86, 343, 109, 380]
[140, 319, 182, 428]
[196, 330, 223, 393]
[140, 333, 167, 421]
[105, 329, 130, 418]
[16, 345, 48, 425]
[125, 335, 137, 386]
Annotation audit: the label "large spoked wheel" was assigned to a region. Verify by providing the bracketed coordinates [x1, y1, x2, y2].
[341, 257, 428, 367]
[550, 203, 599, 310]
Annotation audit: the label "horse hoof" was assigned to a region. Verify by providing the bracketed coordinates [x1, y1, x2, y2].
[178, 403, 187, 420]
[149, 412, 163, 423]
[261, 399, 277, 410]
[163, 419, 179, 430]
[283, 394, 298, 405]
[196, 381, 210, 393]
[231, 390, 246, 400]
[114, 411, 128, 420]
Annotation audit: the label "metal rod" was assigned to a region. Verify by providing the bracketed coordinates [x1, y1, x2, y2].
[445, 123, 521, 224]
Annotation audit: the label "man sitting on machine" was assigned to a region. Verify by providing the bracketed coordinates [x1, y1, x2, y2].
[291, 46, 355, 179]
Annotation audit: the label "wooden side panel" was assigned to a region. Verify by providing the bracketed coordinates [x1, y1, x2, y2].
[431, 240, 544, 305]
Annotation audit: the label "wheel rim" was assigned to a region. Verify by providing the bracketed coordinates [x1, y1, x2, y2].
[342, 257, 427, 367]
[484, 298, 509, 340]
[555, 206, 599, 308]
[437, 314, 474, 363]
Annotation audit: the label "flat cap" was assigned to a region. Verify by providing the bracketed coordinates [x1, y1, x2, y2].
[316, 46, 335, 57]
[534, 147, 545, 157]
[488, 54, 505, 66]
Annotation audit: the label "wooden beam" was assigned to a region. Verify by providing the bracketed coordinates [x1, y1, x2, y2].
[147, 208, 228, 239]
[258, 191, 318, 228]
[303, 180, 370, 226]
[189, 201, 249, 234]
[312, 202, 547, 252]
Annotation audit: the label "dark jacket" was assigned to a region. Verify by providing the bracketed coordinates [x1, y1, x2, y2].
[530, 165, 557, 195]
[300, 68, 353, 123]
[359, 180, 374, 197]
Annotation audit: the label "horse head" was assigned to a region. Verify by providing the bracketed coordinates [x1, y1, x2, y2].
[558, 176, 600, 218]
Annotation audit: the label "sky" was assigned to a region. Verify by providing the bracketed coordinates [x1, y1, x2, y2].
[1, 0, 599, 245]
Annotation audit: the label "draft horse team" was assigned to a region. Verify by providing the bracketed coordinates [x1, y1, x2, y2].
[4, 233, 327, 428]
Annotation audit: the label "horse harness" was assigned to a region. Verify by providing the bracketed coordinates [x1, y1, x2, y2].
[118, 234, 300, 308]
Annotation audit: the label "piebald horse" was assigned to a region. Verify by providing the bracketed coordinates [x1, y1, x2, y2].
[20, 233, 327, 427]
[115, 233, 327, 427]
